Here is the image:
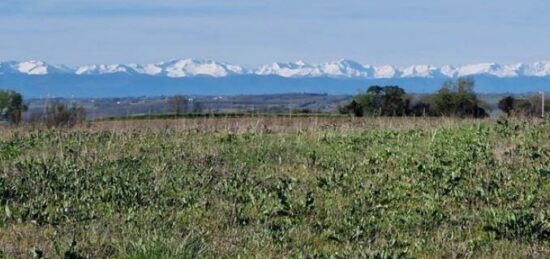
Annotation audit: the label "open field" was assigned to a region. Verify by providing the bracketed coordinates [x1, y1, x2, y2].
[0, 117, 549, 258]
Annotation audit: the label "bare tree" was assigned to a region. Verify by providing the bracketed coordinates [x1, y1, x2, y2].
[192, 101, 203, 113]
[38, 102, 86, 128]
[167, 95, 188, 115]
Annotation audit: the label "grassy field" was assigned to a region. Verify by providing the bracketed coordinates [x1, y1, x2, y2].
[0, 117, 549, 258]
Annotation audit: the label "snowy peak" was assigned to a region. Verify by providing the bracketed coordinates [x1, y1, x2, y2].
[256, 61, 321, 77]
[456, 63, 517, 78]
[74, 59, 245, 77]
[518, 61, 550, 77]
[374, 65, 400, 78]
[0, 60, 70, 75]
[401, 65, 442, 78]
[159, 59, 245, 78]
[320, 59, 373, 78]
[75, 64, 137, 75]
[1, 59, 550, 79]
[18, 60, 49, 75]
[256, 59, 373, 78]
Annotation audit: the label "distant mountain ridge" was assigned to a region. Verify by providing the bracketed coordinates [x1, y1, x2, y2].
[2, 59, 550, 79]
[1, 59, 549, 97]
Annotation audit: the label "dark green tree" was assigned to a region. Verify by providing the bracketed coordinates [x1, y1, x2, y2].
[341, 85, 411, 117]
[339, 100, 363, 117]
[431, 77, 487, 118]
[0, 90, 27, 124]
[410, 96, 433, 116]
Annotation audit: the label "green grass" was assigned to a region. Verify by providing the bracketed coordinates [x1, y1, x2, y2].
[0, 118, 549, 258]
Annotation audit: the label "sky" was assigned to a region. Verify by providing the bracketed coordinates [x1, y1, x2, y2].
[0, 0, 549, 67]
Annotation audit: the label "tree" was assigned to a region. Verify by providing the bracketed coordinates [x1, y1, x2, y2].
[0, 90, 27, 125]
[339, 100, 363, 117]
[410, 96, 433, 116]
[498, 96, 515, 116]
[168, 95, 188, 115]
[431, 77, 487, 118]
[380, 86, 410, 116]
[340, 85, 411, 117]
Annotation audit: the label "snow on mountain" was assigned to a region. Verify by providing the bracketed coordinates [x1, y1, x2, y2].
[133, 64, 163, 76]
[440, 65, 458, 78]
[373, 65, 400, 78]
[319, 60, 373, 78]
[456, 63, 519, 78]
[75, 64, 137, 75]
[159, 59, 245, 78]
[519, 61, 550, 77]
[256, 61, 323, 77]
[401, 65, 442, 78]
[18, 61, 50, 75]
[256, 59, 373, 78]
[0, 60, 70, 75]
[2, 59, 550, 79]
[74, 59, 246, 77]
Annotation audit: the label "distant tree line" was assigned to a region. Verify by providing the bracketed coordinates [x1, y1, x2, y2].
[2, 84, 546, 127]
[340, 77, 488, 118]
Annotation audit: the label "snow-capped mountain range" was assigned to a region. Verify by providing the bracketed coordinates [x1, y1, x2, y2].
[2, 59, 550, 79]
[2, 58, 549, 97]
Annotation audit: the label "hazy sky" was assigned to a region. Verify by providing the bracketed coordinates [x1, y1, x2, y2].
[1, 0, 549, 67]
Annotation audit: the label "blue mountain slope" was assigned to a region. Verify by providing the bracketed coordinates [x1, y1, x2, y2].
[1, 74, 548, 98]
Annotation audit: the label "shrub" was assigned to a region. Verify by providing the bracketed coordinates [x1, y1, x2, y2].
[498, 96, 515, 116]
[498, 95, 549, 117]
[39, 102, 87, 127]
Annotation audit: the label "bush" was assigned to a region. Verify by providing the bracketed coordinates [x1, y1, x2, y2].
[498, 96, 515, 116]
[498, 95, 549, 117]
[40, 102, 87, 127]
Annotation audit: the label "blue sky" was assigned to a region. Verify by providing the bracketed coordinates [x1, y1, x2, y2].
[1, 0, 549, 67]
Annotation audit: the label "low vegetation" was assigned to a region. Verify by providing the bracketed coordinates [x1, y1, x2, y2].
[39, 102, 87, 128]
[0, 117, 548, 257]
[498, 95, 549, 117]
